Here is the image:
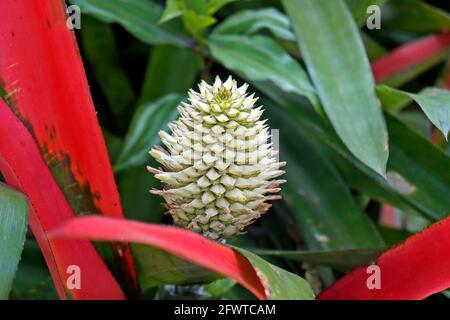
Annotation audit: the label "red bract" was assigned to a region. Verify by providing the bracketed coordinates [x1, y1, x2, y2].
[0, 0, 137, 291]
[318, 215, 450, 300]
[372, 32, 450, 82]
[0, 100, 124, 300]
[49, 216, 267, 300]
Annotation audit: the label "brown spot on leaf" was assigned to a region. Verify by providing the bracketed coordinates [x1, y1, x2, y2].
[255, 268, 272, 298]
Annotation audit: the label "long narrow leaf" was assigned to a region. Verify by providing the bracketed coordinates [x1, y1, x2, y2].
[381, 0, 450, 33]
[139, 45, 200, 104]
[80, 16, 136, 130]
[252, 248, 385, 272]
[0, 184, 28, 299]
[377, 85, 450, 138]
[49, 216, 267, 299]
[213, 7, 295, 41]
[208, 34, 319, 112]
[266, 100, 385, 251]
[318, 215, 450, 299]
[261, 83, 450, 224]
[70, 0, 192, 48]
[114, 94, 183, 172]
[235, 248, 315, 300]
[283, 0, 389, 176]
[0, 0, 138, 292]
[0, 100, 124, 299]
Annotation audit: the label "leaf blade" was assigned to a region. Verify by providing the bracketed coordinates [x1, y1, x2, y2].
[114, 94, 183, 172]
[377, 85, 450, 138]
[235, 248, 315, 300]
[283, 0, 389, 176]
[213, 7, 295, 41]
[70, 0, 192, 47]
[252, 247, 386, 272]
[0, 0, 136, 295]
[266, 101, 385, 252]
[50, 216, 268, 300]
[318, 215, 450, 299]
[0, 184, 28, 299]
[381, 0, 450, 33]
[80, 16, 136, 130]
[208, 34, 319, 111]
[0, 100, 124, 299]
[139, 45, 200, 104]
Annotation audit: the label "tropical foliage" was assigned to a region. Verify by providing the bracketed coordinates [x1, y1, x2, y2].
[0, 0, 449, 300]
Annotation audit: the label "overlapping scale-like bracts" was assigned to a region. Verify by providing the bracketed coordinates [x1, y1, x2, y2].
[148, 76, 285, 240]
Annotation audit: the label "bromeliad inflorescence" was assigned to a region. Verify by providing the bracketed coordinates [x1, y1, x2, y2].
[148, 76, 286, 240]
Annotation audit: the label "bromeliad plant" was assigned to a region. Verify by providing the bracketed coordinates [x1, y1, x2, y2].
[1, 0, 450, 300]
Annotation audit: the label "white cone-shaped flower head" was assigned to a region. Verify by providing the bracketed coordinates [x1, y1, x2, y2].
[149, 76, 286, 240]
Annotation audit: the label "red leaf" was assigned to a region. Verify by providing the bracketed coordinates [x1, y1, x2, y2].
[372, 32, 450, 82]
[0, 0, 137, 290]
[0, 100, 124, 300]
[318, 215, 450, 300]
[49, 216, 267, 300]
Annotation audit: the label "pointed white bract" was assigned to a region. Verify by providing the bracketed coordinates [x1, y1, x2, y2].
[149, 76, 285, 240]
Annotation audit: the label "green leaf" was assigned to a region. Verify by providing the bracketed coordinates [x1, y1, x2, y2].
[133, 245, 219, 292]
[376, 85, 413, 113]
[160, 0, 216, 39]
[103, 131, 124, 165]
[381, 0, 450, 33]
[261, 82, 450, 224]
[208, 34, 319, 112]
[182, 11, 217, 38]
[283, 0, 389, 176]
[397, 111, 432, 139]
[121, 45, 199, 222]
[207, 0, 238, 14]
[118, 164, 166, 223]
[385, 114, 450, 219]
[80, 16, 135, 130]
[362, 33, 387, 61]
[131, 241, 316, 300]
[378, 226, 412, 246]
[409, 88, 450, 139]
[334, 114, 450, 221]
[213, 8, 295, 41]
[234, 248, 315, 300]
[159, 0, 185, 24]
[202, 278, 236, 299]
[139, 45, 200, 104]
[442, 290, 450, 299]
[185, 0, 209, 14]
[114, 94, 183, 172]
[377, 85, 450, 138]
[252, 247, 385, 272]
[0, 184, 28, 299]
[266, 104, 385, 252]
[10, 241, 58, 300]
[70, 0, 192, 48]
